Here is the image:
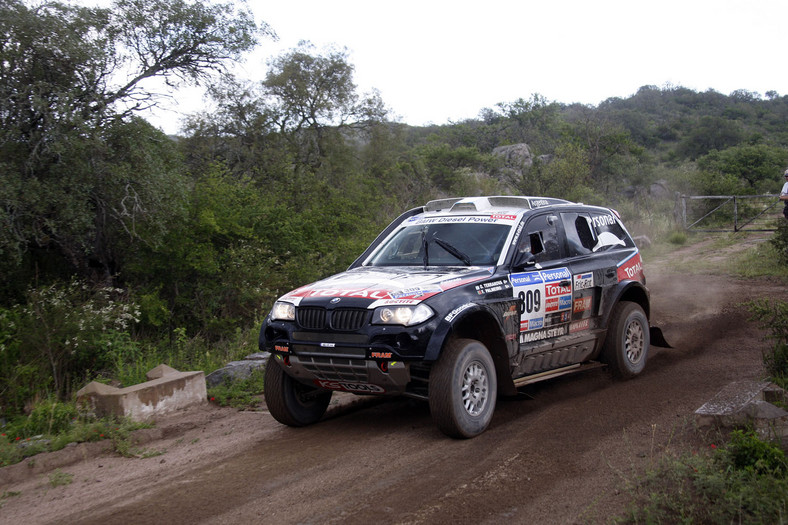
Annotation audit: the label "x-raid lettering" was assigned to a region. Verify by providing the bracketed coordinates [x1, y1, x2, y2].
[315, 380, 385, 394]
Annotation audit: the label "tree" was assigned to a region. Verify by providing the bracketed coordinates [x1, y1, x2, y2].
[263, 41, 386, 167]
[0, 0, 265, 288]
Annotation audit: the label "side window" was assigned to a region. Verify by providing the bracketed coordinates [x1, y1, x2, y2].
[561, 213, 596, 256]
[589, 212, 635, 251]
[518, 214, 562, 263]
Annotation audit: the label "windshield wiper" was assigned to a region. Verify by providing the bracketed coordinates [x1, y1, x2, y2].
[434, 237, 472, 266]
[422, 226, 429, 269]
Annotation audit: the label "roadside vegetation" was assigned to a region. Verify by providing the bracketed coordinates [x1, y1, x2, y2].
[615, 223, 788, 524]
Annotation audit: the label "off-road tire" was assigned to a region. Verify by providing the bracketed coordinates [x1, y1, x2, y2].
[429, 338, 497, 438]
[264, 357, 332, 426]
[602, 301, 650, 378]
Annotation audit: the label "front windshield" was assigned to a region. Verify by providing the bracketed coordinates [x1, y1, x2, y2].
[367, 220, 512, 267]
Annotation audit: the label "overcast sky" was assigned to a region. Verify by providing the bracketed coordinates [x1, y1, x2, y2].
[143, 0, 788, 134]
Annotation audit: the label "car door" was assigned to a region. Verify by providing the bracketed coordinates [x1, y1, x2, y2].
[559, 211, 611, 336]
[509, 213, 574, 351]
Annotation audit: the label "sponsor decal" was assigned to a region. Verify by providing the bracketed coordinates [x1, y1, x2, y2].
[617, 251, 644, 282]
[502, 306, 519, 318]
[519, 325, 568, 343]
[445, 302, 475, 322]
[368, 298, 422, 308]
[510, 271, 543, 286]
[591, 214, 617, 228]
[274, 344, 289, 353]
[521, 317, 544, 331]
[541, 267, 572, 283]
[512, 267, 572, 330]
[573, 272, 594, 290]
[545, 296, 560, 312]
[390, 286, 441, 299]
[490, 213, 518, 221]
[440, 274, 489, 291]
[545, 282, 572, 297]
[558, 295, 572, 310]
[510, 221, 525, 246]
[475, 279, 511, 295]
[288, 288, 392, 300]
[315, 380, 386, 394]
[406, 215, 517, 225]
[530, 199, 550, 208]
[370, 351, 393, 359]
[573, 296, 592, 313]
[545, 311, 571, 327]
[570, 319, 590, 333]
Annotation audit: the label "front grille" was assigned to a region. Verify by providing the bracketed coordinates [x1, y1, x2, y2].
[330, 308, 368, 331]
[295, 307, 368, 331]
[296, 307, 325, 329]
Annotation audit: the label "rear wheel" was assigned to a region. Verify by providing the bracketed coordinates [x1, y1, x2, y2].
[264, 357, 332, 426]
[429, 338, 497, 438]
[602, 301, 650, 378]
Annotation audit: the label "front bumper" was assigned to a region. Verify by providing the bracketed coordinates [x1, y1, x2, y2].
[261, 317, 439, 395]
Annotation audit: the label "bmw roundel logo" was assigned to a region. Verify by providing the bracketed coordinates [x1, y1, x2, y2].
[330, 297, 341, 304]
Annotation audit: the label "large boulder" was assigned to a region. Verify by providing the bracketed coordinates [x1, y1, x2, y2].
[492, 143, 533, 172]
[205, 352, 270, 387]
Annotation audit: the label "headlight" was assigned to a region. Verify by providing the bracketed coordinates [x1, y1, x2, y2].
[373, 304, 434, 326]
[271, 301, 295, 321]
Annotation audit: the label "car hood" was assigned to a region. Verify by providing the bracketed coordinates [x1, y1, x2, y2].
[278, 266, 495, 308]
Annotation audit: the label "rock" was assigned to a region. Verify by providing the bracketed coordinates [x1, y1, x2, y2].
[205, 352, 270, 387]
[492, 143, 533, 171]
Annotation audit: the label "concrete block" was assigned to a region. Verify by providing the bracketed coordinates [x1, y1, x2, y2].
[695, 380, 788, 441]
[76, 366, 206, 421]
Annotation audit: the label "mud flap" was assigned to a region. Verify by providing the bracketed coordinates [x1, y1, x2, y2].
[650, 326, 672, 348]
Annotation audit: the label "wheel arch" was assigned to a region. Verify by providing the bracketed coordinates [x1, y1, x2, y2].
[436, 308, 517, 397]
[604, 281, 650, 321]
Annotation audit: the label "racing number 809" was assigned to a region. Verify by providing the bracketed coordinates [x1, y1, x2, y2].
[518, 290, 541, 315]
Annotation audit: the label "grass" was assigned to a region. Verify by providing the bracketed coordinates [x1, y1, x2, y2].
[618, 430, 788, 524]
[207, 367, 265, 410]
[0, 406, 153, 468]
[48, 469, 74, 488]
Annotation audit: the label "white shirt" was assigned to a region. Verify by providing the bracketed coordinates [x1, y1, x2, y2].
[782, 181, 788, 196]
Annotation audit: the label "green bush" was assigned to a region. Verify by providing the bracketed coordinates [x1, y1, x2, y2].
[667, 230, 687, 245]
[623, 430, 788, 524]
[747, 298, 788, 387]
[722, 429, 788, 476]
[25, 399, 77, 436]
[771, 220, 788, 263]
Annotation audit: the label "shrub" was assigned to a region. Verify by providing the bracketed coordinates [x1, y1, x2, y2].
[771, 220, 788, 264]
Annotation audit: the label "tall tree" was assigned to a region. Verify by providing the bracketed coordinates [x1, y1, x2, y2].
[263, 41, 386, 167]
[0, 0, 265, 288]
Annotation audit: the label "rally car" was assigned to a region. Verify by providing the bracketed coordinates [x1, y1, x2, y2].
[259, 196, 668, 438]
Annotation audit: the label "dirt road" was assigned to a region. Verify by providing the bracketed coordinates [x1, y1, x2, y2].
[2, 236, 784, 524]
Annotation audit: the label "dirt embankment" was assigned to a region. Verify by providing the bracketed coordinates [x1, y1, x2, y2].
[1, 236, 784, 524]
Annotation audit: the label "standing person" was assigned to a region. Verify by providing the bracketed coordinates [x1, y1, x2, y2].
[782, 169, 788, 220]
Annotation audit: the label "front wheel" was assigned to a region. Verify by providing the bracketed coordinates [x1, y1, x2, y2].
[264, 356, 332, 426]
[602, 301, 650, 378]
[429, 338, 497, 438]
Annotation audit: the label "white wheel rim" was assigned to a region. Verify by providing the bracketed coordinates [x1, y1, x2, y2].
[461, 361, 489, 416]
[625, 319, 645, 364]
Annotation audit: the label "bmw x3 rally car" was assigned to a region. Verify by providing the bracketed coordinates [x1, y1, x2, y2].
[260, 196, 669, 438]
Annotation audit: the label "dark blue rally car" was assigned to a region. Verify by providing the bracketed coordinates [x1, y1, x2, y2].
[259, 196, 668, 438]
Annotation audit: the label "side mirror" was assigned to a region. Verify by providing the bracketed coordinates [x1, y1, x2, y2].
[512, 251, 541, 271]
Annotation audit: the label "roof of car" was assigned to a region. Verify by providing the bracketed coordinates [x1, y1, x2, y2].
[423, 196, 572, 214]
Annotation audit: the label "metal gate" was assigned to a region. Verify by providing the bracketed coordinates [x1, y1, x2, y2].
[679, 194, 782, 232]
